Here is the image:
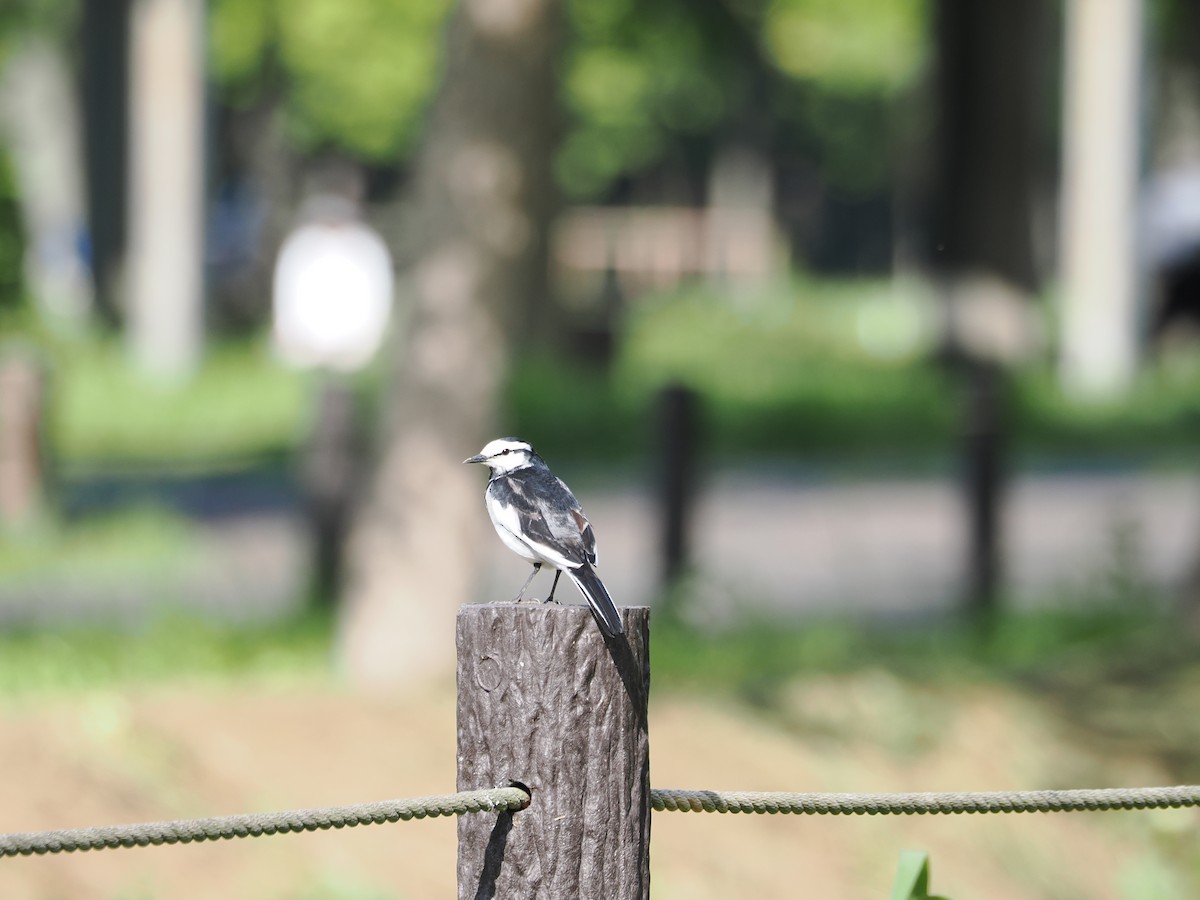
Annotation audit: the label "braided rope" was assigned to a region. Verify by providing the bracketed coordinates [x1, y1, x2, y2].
[0, 787, 530, 858]
[6, 784, 1196, 857]
[650, 785, 1200, 815]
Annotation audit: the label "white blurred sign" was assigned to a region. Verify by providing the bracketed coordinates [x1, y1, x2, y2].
[272, 211, 394, 372]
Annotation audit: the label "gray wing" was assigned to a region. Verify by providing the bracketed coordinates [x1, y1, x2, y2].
[494, 469, 597, 567]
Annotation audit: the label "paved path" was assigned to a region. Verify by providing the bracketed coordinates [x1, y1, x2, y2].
[483, 468, 1200, 623]
[7, 467, 1199, 626]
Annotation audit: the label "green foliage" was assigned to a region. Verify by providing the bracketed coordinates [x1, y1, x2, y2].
[511, 280, 1200, 466]
[891, 851, 950, 900]
[205, 0, 929, 190]
[764, 0, 927, 93]
[559, 0, 738, 197]
[615, 282, 951, 457]
[507, 353, 646, 462]
[1011, 359, 1200, 460]
[558, 0, 929, 197]
[208, 0, 451, 159]
[0, 0, 75, 62]
[0, 145, 25, 316]
[0, 612, 330, 696]
[650, 606, 1171, 693]
[32, 279, 1200, 471]
[207, 0, 273, 91]
[48, 335, 308, 464]
[513, 279, 953, 463]
[788, 88, 897, 192]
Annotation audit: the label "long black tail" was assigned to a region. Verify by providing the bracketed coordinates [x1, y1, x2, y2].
[567, 564, 624, 637]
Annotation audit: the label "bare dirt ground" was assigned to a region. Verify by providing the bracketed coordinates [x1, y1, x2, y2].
[1, 676, 1192, 899]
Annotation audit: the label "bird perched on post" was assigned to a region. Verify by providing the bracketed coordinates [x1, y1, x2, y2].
[464, 437, 624, 638]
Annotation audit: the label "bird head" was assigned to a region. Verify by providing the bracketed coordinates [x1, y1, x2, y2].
[463, 437, 536, 474]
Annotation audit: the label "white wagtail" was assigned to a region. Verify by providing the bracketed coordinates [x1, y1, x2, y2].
[464, 437, 624, 637]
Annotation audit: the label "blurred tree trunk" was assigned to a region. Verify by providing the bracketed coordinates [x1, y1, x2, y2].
[336, 0, 563, 686]
[1058, 0, 1143, 396]
[0, 37, 92, 326]
[927, 0, 1049, 625]
[126, 0, 206, 380]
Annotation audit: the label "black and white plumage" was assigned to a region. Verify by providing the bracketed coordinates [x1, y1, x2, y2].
[464, 437, 624, 637]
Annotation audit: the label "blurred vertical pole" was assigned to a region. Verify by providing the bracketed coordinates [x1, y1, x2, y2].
[127, 0, 205, 380]
[81, 0, 131, 329]
[928, 0, 1047, 625]
[962, 359, 1004, 625]
[658, 384, 698, 608]
[1059, 0, 1144, 398]
[300, 379, 362, 608]
[0, 352, 47, 528]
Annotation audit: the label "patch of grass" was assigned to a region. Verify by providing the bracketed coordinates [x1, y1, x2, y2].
[1012, 362, 1200, 460]
[46, 334, 310, 465]
[652, 603, 1200, 786]
[616, 280, 952, 457]
[512, 280, 955, 464]
[649, 605, 1179, 695]
[0, 612, 332, 697]
[514, 279, 1200, 464]
[0, 505, 200, 583]
[507, 353, 643, 462]
[18, 276, 1200, 469]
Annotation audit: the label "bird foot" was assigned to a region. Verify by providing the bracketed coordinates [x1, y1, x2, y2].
[542, 596, 561, 605]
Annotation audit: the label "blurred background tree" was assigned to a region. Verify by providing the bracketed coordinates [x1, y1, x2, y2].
[336, 0, 565, 683]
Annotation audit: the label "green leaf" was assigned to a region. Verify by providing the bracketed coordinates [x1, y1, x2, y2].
[890, 851, 950, 900]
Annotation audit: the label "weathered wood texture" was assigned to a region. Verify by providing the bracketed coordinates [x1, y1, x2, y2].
[457, 603, 650, 899]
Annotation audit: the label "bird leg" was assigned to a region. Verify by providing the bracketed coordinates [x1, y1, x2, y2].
[544, 570, 562, 605]
[513, 563, 541, 603]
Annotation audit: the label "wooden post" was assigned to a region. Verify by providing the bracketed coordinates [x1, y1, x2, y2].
[456, 603, 650, 899]
[659, 384, 698, 592]
[299, 378, 362, 607]
[0, 352, 48, 528]
[962, 359, 1004, 625]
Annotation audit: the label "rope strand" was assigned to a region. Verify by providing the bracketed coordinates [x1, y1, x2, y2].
[0, 787, 530, 858]
[5, 784, 1198, 857]
[649, 785, 1200, 815]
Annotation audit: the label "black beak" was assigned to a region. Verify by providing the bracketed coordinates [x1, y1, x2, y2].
[463, 454, 486, 464]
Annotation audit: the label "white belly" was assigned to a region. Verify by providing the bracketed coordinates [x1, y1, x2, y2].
[484, 489, 576, 569]
[487, 496, 545, 564]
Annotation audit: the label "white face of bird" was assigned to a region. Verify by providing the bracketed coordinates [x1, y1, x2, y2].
[463, 437, 535, 474]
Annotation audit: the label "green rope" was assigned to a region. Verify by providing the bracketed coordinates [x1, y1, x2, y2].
[0, 787, 530, 858]
[649, 785, 1200, 815]
[7, 783, 1197, 857]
